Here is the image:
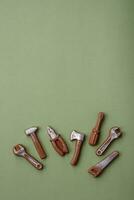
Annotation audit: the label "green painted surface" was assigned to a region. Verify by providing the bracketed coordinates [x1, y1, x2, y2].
[0, 1, 134, 200]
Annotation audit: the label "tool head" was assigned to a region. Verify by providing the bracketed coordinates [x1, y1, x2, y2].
[47, 126, 58, 140]
[13, 144, 25, 156]
[70, 130, 84, 141]
[110, 127, 122, 138]
[25, 127, 38, 136]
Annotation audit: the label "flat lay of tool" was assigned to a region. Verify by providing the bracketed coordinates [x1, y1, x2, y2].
[12, 112, 123, 178]
[70, 130, 85, 166]
[47, 126, 69, 156]
[96, 127, 122, 156]
[88, 112, 104, 145]
[13, 144, 43, 170]
[25, 127, 47, 159]
[88, 151, 119, 177]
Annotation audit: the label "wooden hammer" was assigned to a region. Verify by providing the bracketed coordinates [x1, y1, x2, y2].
[25, 127, 47, 159]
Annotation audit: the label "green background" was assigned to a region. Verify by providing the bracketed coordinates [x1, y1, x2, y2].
[0, 0, 134, 200]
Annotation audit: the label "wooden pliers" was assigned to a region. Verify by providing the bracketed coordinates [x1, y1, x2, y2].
[47, 127, 69, 156]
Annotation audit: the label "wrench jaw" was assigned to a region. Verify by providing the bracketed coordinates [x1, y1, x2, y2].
[13, 144, 26, 157]
[110, 127, 122, 139]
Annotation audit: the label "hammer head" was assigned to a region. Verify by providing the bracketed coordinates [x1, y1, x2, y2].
[70, 130, 84, 141]
[25, 127, 38, 136]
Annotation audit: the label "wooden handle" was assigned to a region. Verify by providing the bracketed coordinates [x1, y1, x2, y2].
[24, 153, 43, 170]
[51, 136, 68, 156]
[95, 112, 104, 130]
[88, 166, 102, 177]
[89, 128, 99, 145]
[57, 136, 69, 153]
[88, 112, 104, 145]
[51, 140, 65, 156]
[71, 140, 83, 166]
[31, 133, 47, 159]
